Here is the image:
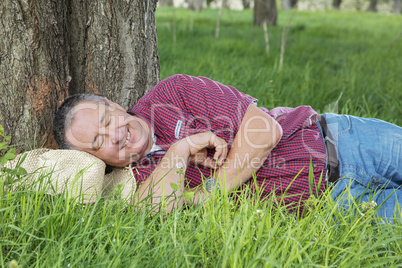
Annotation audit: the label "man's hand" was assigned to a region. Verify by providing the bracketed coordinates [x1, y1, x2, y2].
[185, 131, 228, 169]
[135, 131, 227, 213]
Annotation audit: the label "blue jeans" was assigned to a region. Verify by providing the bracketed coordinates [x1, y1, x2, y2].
[319, 113, 402, 222]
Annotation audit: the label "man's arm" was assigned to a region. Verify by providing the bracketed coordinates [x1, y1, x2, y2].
[214, 103, 282, 192]
[187, 104, 283, 205]
[134, 131, 227, 213]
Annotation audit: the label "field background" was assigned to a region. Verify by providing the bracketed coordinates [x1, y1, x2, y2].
[158, 8, 402, 125]
[1, 7, 402, 267]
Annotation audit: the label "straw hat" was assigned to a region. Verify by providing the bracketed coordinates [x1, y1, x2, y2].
[2, 149, 136, 204]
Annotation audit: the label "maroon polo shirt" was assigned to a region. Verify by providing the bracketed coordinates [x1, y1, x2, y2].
[129, 74, 327, 210]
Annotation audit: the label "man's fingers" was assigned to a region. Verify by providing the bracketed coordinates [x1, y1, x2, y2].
[185, 131, 228, 167]
[189, 149, 207, 164]
[212, 137, 228, 166]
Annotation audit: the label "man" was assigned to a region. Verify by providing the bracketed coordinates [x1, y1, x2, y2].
[54, 74, 402, 220]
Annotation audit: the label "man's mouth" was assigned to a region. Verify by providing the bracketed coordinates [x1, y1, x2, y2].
[122, 131, 131, 149]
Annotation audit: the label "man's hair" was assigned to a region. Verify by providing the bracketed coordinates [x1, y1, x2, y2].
[54, 94, 107, 149]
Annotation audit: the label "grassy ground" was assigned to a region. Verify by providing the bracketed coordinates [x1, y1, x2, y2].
[157, 8, 402, 125]
[1, 8, 402, 267]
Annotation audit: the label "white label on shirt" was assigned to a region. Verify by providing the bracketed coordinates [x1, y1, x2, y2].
[175, 120, 182, 140]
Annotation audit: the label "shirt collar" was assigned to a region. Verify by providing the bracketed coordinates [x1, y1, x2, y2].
[148, 132, 164, 153]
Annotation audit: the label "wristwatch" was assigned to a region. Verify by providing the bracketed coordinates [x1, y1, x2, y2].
[205, 178, 220, 193]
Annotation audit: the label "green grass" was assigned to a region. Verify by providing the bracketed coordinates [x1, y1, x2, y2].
[1, 176, 402, 267]
[1, 8, 402, 267]
[157, 8, 402, 125]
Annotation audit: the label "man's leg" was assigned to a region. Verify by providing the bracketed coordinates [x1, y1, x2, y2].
[322, 113, 402, 222]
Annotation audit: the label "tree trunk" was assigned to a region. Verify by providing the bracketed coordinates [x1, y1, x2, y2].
[242, 0, 251, 9]
[159, 0, 174, 6]
[254, 0, 277, 26]
[68, 0, 160, 109]
[0, 0, 70, 149]
[394, 0, 401, 14]
[187, 0, 205, 11]
[282, 0, 298, 9]
[367, 0, 378, 12]
[222, 0, 230, 8]
[282, 0, 291, 10]
[333, 0, 342, 9]
[355, 0, 361, 11]
[0, 0, 160, 150]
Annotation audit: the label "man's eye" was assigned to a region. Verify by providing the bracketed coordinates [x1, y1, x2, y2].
[98, 136, 105, 149]
[106, 117, 112, 127]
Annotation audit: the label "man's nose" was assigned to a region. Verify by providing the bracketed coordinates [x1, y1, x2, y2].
[108, 127, 123, 145]
[100, 123, 123, 145]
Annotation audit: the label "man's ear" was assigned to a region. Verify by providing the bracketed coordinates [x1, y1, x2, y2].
[104, 97, 126, 111]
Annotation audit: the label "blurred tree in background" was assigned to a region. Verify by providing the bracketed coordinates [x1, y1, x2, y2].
[167, 0, 400, 14]
[188, 0, 206, 10]
[243, 0, 251, 8]
[333, 0, 343, 9]
[394, 0, 401, 13]
[160, 0, 175, 6]
[368, 0, 378, 11]
[254, 0, 278, 25]
[282, 0, 299, 9]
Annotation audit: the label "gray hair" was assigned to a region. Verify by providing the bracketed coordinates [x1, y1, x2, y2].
[54, 94, 107, 149]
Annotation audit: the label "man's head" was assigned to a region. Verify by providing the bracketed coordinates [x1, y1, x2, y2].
[54, 94, 153, 167]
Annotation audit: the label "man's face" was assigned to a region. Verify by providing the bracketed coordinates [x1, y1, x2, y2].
[65, 100, 153, 167]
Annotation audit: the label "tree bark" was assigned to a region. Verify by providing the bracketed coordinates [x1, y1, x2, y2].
[0, 0, 160, 150]
[254, 0, 277, 26]
[367, 0, 378, 12]
[242, 0, 251, 9]
[68, 0, 160, 109]
[332, 0, 342, 9]
[187, 0, 205, 11]
[282, 0, 298, 9]
[159, 0, 174, 6]
[282, 0, 291, 10]
[394, 0, 401, 14]
[355, 0, 361, 11]
[0, 0, 70, 149]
